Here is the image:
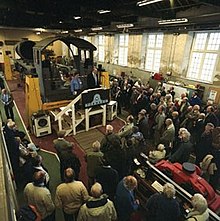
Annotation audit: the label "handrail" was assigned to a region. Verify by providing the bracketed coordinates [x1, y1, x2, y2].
[55, 93, 81, 120]
[55, 87, 103, 120]
[0, 112, 18, 221]
[141, 155, 220, 221]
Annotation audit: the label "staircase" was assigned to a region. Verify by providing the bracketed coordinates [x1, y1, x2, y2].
[50, 88, 107, 136]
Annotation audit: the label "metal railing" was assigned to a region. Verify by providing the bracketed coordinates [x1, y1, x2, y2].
[0, 112, 18, 221]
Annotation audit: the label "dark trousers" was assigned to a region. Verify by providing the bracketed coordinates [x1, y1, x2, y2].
[63, 211, 77, 221]
[42, 211, 55, 221]
[4, 104, 14, 121]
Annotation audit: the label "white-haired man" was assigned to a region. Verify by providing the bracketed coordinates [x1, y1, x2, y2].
[77, 182, 117, 221]
[169, 129, 193, 164]
[146, 183, 180, 221]
[100, 124, 121, 154]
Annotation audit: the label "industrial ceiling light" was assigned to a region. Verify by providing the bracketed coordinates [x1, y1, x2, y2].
[97, 9, 111, 14]
[91, 27, 103, 31]
[74, 29, 83, 32]
[137, 0, 163, 6]
[61, 30, 69, 34]
[158, 18, 188, 24]
[73, 16, 81, 20]
[34, 28, 46, 32]
[116, 23, 134, 28]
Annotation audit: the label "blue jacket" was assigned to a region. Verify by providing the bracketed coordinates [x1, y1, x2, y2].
[70, 77, 82, 93]
[115, 179, 138, 221]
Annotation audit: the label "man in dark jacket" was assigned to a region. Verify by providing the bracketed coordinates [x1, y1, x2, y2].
[169, 129, 193, 164]
[87, 66, 99, 89]
[95, 160, 119, 201]
[115, 176, 139, 221]
[137, 109, 148, 140]
[146, 183, 180, 221]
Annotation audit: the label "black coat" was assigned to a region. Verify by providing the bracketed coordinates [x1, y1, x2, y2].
[87, 72, 99, 89]
[146, 193, 180, 221]
[169, 140, 193, 164]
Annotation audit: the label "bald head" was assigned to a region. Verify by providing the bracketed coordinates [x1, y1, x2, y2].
[106, 124, 113, 134]
[91, 182, 103, 198]
[64, 168, 75, 183]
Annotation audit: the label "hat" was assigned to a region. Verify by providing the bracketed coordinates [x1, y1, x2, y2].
[139, 109, 146, 115]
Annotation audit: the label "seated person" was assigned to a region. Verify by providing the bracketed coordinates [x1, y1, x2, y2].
[149, 144, 166, 164]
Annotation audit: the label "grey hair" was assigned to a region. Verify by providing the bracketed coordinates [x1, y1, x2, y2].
[92, 141, 101, 151]
[163, 183, 176, 199]
[191, 193, 208, 214]
[182, 130, 191, 142]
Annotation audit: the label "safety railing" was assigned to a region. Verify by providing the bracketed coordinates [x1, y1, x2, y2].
[52, 87, 107, 136]
[0, 111, 18, 221]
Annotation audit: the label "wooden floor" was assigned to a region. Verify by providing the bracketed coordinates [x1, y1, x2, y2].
[74, 128, 104, 152]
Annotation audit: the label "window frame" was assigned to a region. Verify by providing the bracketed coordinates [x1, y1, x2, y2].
[143, 33, 164, 73]
[187, 31, 220, 83]
[118, 34, 129, 66]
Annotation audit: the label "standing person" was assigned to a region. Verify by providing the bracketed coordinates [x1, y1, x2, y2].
[24, 171, 55, 221]
[87, 66, 99, 89]
[169, 129, 193, 164]
[137, 109, 148, 140]
[146, 183, 180, 221]
[159, 118, 175, 148]
[70, 72, 82, 96]
[77, 182, 117, 221]
[115, 176, 139, 221]
[1, 88, 14, 121]
[53, 130, 73, 159]
[95, 160, 119, 201]
[59, 148, 81, 182]
[3, 120, 20, 181]
[85, 140, 104, 189]
[55, 168, 89, 221]
[118, 115, 134, 139]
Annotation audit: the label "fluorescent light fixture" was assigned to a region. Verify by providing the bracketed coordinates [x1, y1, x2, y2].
[73, 16, 81, 20]
[137, 0, 163, 6]
[116, 23, 134, 28]
[88, 32, 97, 35]
[91, 27, 103, 31]
[97, 9, 111, 14]
[61, 30, 69, 34]
[34, 28, 46, 32]
[158, 18, 188, 24]
[74, 29, 83, 33]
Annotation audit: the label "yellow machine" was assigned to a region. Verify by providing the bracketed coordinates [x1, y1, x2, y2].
[25, 75, 72, 127]
[3, 54, 13, 80]
[100, 71, 110, 89]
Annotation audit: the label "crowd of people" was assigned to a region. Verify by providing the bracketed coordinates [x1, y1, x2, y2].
[2, 74, 220, 221]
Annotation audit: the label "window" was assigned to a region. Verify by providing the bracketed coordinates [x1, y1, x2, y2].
[144, 33, 163, 72]
[118, 34, 129, 66]
[187, 32, 220, 82]
[97, 35, 105, 62]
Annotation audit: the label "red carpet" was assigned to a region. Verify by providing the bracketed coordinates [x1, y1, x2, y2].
[7, 80, 125, 185]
